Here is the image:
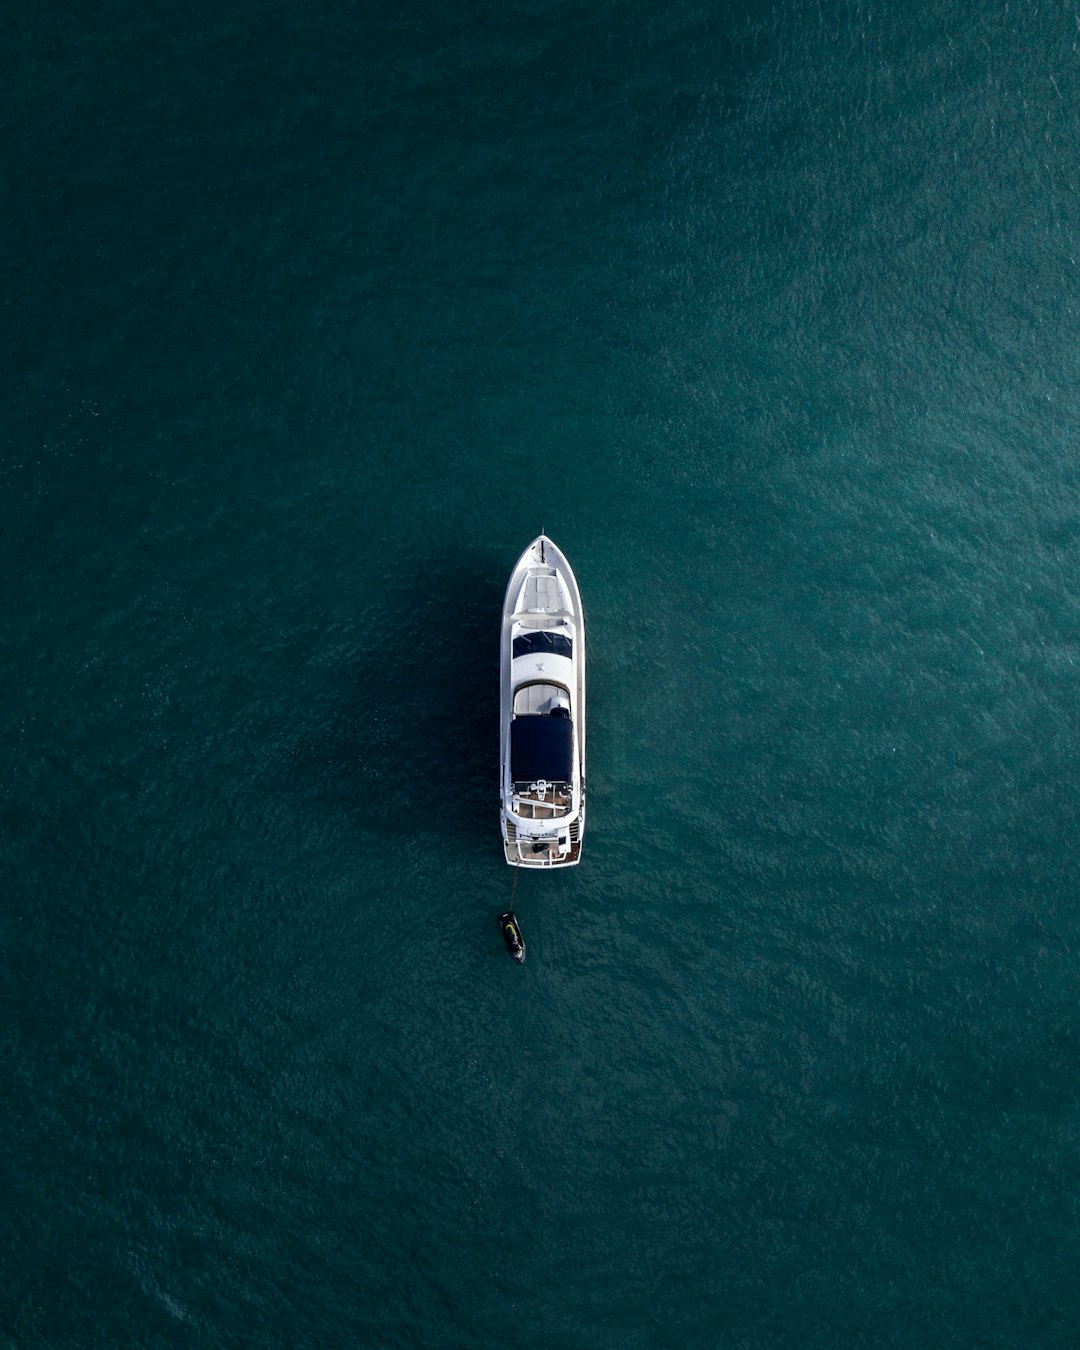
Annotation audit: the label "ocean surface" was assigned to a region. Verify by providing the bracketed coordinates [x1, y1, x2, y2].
[3, 2, 1079, 1346]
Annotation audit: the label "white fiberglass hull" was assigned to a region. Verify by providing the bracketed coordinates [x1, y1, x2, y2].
[499, 536, 585, 868]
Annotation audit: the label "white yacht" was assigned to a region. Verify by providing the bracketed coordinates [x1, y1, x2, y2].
[500, 535, 585, 867]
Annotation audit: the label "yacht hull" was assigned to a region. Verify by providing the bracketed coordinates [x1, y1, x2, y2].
[499, 536, 585, 868]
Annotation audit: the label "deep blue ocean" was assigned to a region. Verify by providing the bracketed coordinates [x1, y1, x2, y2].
[3, 2, 1080, 1346]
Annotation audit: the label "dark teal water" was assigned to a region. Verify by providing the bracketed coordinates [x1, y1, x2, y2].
[4, 2, 1080, 1345]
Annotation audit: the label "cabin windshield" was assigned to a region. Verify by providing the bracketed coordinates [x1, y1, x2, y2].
[512, 632, 572, 660]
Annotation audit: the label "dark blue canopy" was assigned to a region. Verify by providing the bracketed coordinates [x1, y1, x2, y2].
[510, 715, 573, 782]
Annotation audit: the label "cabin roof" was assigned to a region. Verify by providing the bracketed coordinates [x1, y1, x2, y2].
[510, 714, 573, 783]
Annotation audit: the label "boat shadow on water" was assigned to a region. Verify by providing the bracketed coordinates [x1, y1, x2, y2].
[289, 548, 502, 855]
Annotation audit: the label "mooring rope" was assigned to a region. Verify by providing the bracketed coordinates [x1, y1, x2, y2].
[508, 864, 521, 911]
